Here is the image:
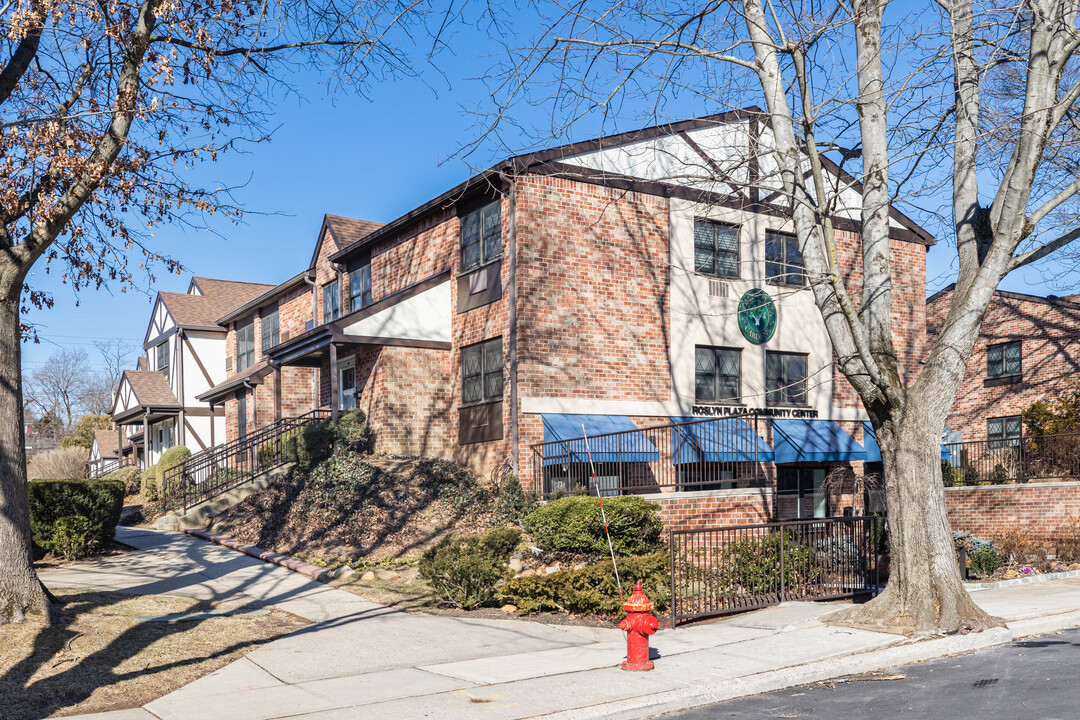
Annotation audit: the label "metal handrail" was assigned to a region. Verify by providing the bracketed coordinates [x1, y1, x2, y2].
[159, 409, 332, 513]
[942, 432, 1080, 485]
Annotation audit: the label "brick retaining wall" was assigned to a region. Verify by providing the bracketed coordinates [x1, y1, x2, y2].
[644, 489, 773, 531]
[945, 482, 1080, 538]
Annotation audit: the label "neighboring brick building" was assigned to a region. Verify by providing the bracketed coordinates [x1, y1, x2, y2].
[927, 285, 1080, 446]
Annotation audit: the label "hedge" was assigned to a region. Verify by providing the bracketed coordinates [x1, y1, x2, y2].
[498, 552, 670, 617]
[28, 479, 124, 555]
[524, 495, 664, 560]
[156, 445, 191, 498]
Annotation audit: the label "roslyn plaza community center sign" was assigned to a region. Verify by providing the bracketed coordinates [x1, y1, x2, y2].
[737, 288, 777, 344]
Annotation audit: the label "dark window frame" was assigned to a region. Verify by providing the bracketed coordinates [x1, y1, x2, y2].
[236, 318, 255, 373]
[987, 415, 1022, 449]
[694, 345, 742, 403]
[237, 393, 247, 438]
[765, 230, 806, 287]
[693, 219, 741, 279]
[987, 340, 1022, 378]
[461, 337, 504, 407]
[155, 340, 169, 372]
[349, 263, 372, 312]
[765, 351, 809, 406]
[322, 279, 340, 323]
[261, 306, 280, 355]
[460, 201, 502, 273]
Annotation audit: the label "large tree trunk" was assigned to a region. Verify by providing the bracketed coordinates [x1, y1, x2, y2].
[834, 407, 1000, 634]
[0, 281, 51, 624]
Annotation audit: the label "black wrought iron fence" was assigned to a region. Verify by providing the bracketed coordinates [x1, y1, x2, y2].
[669, 516, 880, 627]
[529, 415, 769, 498]
[943, 433, 1080, 485]
[160, 409, 331, 513]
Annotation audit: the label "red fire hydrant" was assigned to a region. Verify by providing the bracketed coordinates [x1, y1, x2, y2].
[618, 580, 659, 671]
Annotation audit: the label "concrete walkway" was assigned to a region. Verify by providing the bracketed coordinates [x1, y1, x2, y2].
[39, 528, 1080, 720]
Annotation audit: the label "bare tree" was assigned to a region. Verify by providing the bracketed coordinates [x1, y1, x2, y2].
[94, 339, 136, 395]
[481, 0, 1080, 633]
[24, 348, 91, 428]
[0, 1, 440, 625]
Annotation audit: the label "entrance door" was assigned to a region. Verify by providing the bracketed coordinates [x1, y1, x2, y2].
[777, 467, 828, 519]
[339, 361, 356, 410]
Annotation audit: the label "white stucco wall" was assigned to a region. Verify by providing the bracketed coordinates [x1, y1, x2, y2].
[341, 280, 451, 342]
[181, 330, 226, 404]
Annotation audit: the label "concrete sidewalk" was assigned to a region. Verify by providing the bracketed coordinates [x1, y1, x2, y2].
[40, 527, 1080, 720]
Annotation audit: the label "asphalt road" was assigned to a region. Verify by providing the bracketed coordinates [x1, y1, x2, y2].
[660, 628, 1080, 720]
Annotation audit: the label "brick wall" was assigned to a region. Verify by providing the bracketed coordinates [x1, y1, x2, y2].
[945, 482, 1080, 539]
[648, 489, 773, 531]
[928, 289, 1080, 442]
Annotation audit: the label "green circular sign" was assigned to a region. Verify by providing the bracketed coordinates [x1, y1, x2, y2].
[737, 289, 777, 344]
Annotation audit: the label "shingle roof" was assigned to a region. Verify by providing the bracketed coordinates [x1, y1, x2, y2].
[159, 278, 275, 330]
[195, 359, 273, 403]
[93, 429, 133, 457]
[324, 215, 384, 250]
[122, 371, 181, 408]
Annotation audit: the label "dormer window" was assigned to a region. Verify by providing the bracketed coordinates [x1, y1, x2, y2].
[460, 201, 501, 273]
[155, 340, 169, 372]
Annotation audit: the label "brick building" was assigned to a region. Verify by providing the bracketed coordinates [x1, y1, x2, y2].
[927, 285, 1080, 446]
[187, 110, 934, 525]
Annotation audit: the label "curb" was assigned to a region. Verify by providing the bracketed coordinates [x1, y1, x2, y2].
[535, 627, 1015, 720]
[965, 567, 1080, 591]
[182, 528, 331, 582]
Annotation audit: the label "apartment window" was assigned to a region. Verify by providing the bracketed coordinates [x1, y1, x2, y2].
[694, 220, 740, 279]
[322, 279, 340, 323]
[987, 341, 1021, 378]
[155, 340, 169, 372]
[350, 264, 372, 311]
[988, 416, 1022, 449]
[236, 319, 255, 372]
[695, 346, 741, 402]
[461, 337, 503, 406]
[261, 307, 280, 355]
[460, 201, 502, 273]
[237, 393, 247, 438]
[766, 351, 809, 406]
[765, 231, 806, 287]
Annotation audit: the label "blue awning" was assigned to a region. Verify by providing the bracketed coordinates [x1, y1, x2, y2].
[773, 419, 865, 463]
[862, 421, 950, 462]
[670, 417, 774, 464]
[541, 414, 659, 466]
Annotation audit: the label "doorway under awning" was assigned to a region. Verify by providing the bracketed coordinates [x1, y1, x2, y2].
[861, 421, 951, 462]
[541, 414, 659, 466]
[772, 419, 865, 464]
[669, 417, 774, 464]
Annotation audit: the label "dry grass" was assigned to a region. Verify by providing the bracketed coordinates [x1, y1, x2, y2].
[0, 588, 308, 720]
[28, 447, 90, 480]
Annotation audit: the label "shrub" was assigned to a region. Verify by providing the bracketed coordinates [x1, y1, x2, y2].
[498, 552, 670, 617]
[103, 466, 142, 496]
[156, 445, 191, 499]
[720, 531, 820, 595]
[524, 495, 663, 560]
[963, 466, 981, 486]
[969, 548, 1003, 578]
[28, 446, 89, 480]
[297, 421, 334, 467]
[493, 474, 539, 526]
[991, 464, 1011, 484]
[334, 409, 372, 452]
[418, 528, 522, 609]
[28, 479, 124, 554]
[953, 531, 997, 554]
[994, 527, 1051, 571]
[51, 515, 101, 560]
[256, 440, 276, 468]
[141, 465, 159, 500]
[940, 460, 954, 486]
[1055, 520, 1080, 563]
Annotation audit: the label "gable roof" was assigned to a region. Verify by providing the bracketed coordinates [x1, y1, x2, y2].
[118, 370, 181, 410]
[217, 271, 312, 326]
[154, 278, 275, 335]
[329, 108, 933, 264]
[308, 214, 384, 271]
[92, 429, 131, 458]
[928, 283, 1080, 311]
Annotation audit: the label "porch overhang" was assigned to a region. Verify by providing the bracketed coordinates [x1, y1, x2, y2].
[196, 360, 274, 404]
[113, 405, 181, 425]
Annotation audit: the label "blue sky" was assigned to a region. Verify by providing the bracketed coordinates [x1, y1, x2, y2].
[20, 16, 1078, 375]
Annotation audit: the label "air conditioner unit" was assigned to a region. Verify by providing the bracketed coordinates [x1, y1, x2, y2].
[708, 279, 730, 298]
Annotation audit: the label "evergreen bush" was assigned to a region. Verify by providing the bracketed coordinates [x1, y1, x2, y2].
[140, 465, 158, 500]
[297, 421, 334, 467]
[524, 495, 663, 560]
[334, 409, 372, 452]
[418, 528, 522, 609]
[969, 548, 1003, 578]
[498, 552, 670, 617]
[104, 466, 142, 496]
[51, 515, 101, 560]
[156, 445, 191, 499]
[493, 474, 539, 526]
[28, 479, 124, 554]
